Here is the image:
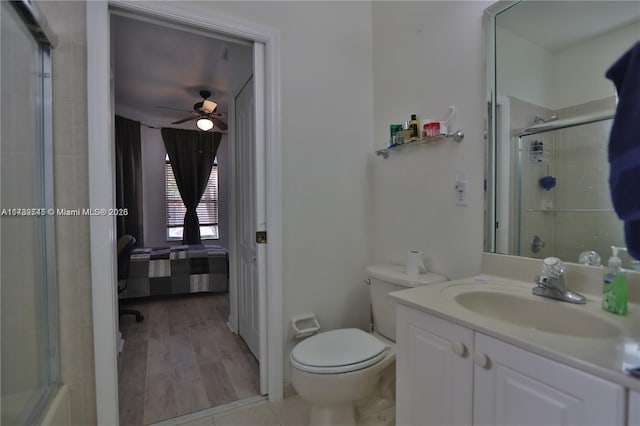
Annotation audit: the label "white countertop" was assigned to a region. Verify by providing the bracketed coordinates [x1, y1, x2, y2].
[390, 274, 640, 391]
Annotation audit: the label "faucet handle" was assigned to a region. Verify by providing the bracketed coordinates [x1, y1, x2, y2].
[541, 257, 565, 279]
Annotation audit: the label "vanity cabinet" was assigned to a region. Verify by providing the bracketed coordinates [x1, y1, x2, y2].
[396, 304, 625, 426]
[473, 333, 624, 426]
[629, 391, 640, 425]
[396, 303, 474, 426]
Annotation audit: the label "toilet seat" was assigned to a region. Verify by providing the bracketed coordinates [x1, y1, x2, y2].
[290, 328, 388, 374]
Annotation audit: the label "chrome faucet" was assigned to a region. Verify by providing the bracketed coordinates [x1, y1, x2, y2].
[533, 257, 586, 304]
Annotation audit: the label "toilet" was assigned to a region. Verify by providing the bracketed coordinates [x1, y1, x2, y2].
[290, 264, 447, 426]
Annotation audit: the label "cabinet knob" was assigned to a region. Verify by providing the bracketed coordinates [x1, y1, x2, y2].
[473, 352, 491, 369]
[451, 341, 467, 357]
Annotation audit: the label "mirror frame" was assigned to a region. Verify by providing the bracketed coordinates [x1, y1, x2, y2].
[483, 1, 521, 253]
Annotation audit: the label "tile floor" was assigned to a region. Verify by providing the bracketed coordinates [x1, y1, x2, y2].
[152, 393, 312, 426]
[118, 293, 259, 425]
[153, 381, 395, 426]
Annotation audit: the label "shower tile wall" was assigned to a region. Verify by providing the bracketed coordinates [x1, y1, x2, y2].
[36, 2, 96, 425]
[509, 96, 625, 263]
[553, 97, 624, 263]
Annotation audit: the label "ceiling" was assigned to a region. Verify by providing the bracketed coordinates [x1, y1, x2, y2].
[497, 1, 640, 52]
[111, 13, 251, 130]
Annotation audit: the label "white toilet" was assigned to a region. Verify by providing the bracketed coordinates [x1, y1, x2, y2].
[290, 264, 447, 426]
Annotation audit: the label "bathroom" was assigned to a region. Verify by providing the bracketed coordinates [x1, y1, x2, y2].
[2, 1, 639, 425]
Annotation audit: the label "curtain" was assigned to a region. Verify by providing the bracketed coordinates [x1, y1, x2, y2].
[115, 115, 143, 245]
[161, 128, 222, 244]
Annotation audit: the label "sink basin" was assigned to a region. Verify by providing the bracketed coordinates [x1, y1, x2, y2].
[453, 289, 621, 338]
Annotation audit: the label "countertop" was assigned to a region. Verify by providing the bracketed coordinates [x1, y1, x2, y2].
[390, 274, 640, 391]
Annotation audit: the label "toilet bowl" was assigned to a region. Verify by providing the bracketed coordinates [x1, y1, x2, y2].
[290, 328, 395, 426]
[290, 264, 447, 426]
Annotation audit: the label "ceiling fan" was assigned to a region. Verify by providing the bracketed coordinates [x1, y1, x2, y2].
[156, 90, 228, 131]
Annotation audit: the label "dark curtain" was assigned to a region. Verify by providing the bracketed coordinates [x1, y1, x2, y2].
[161, 128, 222, 244]
[115, 115, 143, 245]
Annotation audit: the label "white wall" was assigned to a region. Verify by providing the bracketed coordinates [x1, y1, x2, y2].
[496, 27, 553, 108]
[551, 21, 639, 110]
[496, 19, 639, 111]
[188, 1, 375, 378]
[139, 125, 169, 247]
[370, 1, 491, 280]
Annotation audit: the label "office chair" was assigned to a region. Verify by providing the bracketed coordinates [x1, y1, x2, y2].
[117, 234, 144, 322]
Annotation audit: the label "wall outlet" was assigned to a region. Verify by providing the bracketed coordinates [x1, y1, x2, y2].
[455, 179, 468, 206]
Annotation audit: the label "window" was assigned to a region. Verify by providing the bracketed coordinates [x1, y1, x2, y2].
[165, 154, 219, 240]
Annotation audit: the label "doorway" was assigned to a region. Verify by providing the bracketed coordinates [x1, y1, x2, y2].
[87, 2, 283, 425]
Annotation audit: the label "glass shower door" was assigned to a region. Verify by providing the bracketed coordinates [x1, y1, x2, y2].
[516, 119, 624, 262]
[1, 2, 59, 424]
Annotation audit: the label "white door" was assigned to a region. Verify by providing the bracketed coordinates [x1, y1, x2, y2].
[396, 305, 474, 426]
[235, 76, 260, 359]
[473, 333, 624, 426]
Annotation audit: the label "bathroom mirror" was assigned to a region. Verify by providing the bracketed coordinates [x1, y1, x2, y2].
[483, 0, 640, 265]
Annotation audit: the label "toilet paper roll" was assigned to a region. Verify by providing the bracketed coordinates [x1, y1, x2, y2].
[406, 250, 426, 279]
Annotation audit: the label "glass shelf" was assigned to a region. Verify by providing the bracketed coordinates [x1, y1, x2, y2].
[375, 130, 464, 159]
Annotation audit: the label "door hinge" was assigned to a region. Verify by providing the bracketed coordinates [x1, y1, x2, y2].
[256, 231, 267, 244]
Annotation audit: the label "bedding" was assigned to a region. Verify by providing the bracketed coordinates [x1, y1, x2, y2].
[120, 244, 229, 299]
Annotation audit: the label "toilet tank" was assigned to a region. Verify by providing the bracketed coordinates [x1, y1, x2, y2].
[367, 264, 447, 341]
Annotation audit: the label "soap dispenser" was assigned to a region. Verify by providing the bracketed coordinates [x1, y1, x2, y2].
[602, 246, 628, 315]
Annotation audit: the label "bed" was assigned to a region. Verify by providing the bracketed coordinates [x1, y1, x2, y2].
[120, 244, 229, 299]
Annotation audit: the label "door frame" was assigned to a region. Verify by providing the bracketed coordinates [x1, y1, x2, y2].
[86, 2, 283, 425]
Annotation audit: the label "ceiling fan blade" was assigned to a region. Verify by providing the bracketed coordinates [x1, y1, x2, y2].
[172, 115, 199, 124]
[155, 105, 193, 113]
[212, 116, 228, 131]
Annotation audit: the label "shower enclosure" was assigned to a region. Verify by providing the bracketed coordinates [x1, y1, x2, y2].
[1, 2, 59, 424]
[512, 110, 625, 262]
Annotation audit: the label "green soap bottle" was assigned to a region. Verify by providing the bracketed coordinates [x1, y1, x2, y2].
[602, 246, 628, 315]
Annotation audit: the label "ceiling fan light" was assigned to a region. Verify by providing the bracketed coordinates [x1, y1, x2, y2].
[197, 117, 214, 131]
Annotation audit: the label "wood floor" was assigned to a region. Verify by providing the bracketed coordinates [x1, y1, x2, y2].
[118, 293, 259, 426]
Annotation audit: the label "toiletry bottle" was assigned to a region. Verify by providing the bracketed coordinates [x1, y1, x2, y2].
[602, 246, 628, 315]
[403, 121, 413, 142]
[409, 114, 419, 139]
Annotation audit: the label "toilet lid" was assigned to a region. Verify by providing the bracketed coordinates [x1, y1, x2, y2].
[290, 328, 388, 374]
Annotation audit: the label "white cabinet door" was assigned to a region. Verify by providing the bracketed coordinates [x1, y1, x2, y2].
[629, 390, 640, 426]
[396, 305, 474, 426]
[473, 333, 624, 426]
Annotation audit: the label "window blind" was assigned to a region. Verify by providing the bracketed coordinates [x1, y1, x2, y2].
[165, 159, 218, 230]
